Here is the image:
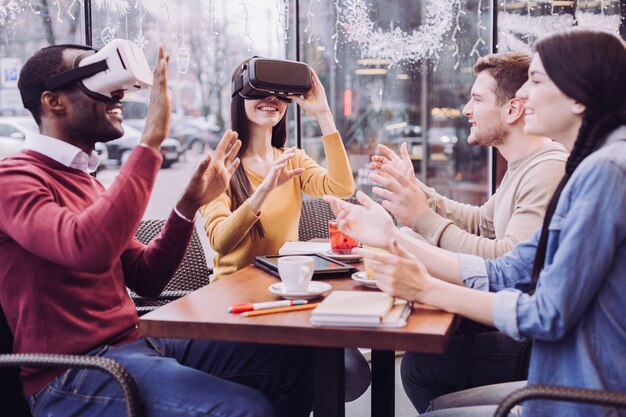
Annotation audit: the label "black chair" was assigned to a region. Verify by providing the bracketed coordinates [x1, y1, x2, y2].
[0, 306, 141, 417]
[494, 385, 626, 417]
[131, 219, 212, 315]
[455, 327, 531, 392]
[298, 198, 342, 241]
[298, 197, 393, 241]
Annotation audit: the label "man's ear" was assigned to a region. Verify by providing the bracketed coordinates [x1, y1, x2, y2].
[40, 91, 66, 115]
[504, 97, 524, 125]
[571, 101, 586, 116]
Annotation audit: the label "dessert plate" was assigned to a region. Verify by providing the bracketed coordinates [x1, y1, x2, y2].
[351, 271, 379, 289]
[268, 281, 332, 300]
[325, 250, 362, 263]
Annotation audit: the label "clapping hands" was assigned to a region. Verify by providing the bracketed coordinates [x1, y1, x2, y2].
[323, 191, 395, 250]
[369, 142, 429, 227]
[371, 142, 414, 180]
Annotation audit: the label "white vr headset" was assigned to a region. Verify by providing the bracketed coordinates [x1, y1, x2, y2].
[20, 38, 153, 106]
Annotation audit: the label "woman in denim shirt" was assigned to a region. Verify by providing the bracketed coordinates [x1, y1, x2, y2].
[325, 28, 626, 416]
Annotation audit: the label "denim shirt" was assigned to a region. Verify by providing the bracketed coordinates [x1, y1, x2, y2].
[459, 127, 626, 417]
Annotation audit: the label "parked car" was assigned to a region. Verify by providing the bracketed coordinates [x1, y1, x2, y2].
[172, 121, 221, 155]
[104, 123, 181, 168]
[0, 116, 110, 171]
[384, 123, 457, 159]
[128, 117, 221, 155]
[0, 133, 25, 159]
[0, 117, 40, 144]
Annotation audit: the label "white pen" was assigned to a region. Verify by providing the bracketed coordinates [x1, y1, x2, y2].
[228, 299, 308, 314]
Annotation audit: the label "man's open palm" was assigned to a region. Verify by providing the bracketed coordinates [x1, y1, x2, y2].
[184, 130, 241, 208]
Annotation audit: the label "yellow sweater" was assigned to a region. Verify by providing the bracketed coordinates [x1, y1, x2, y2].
[199, 131, 354, 280]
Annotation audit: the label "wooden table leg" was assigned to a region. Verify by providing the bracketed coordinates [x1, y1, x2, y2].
[313, 347, 345, 417]
[371, 350, 395, 417]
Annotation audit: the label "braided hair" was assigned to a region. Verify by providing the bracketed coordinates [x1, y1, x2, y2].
[530, 29, 626, 290]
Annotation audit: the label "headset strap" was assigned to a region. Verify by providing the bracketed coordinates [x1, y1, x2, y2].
[231, 74, 244, 97]
[20, 60, 109, 106]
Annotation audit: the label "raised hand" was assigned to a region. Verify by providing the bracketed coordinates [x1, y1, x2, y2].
[323, 191, 395, 249]
[290, 69, 331, 118]
[370, 142, 414, 180]
[289, 69, 336, 135]
[247, 148, 305, 214]
[369, 163, 429, 227]
[176, 130, 242, 219]
[142, 44, 171, 150]
[257, 148, 305, 193]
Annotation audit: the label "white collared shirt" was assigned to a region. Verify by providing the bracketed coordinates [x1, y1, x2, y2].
[23, 132, 194, 223]
[23, 131, 100, 174]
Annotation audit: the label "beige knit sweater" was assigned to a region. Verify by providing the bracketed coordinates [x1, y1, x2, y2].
[412, 141, 568, 258]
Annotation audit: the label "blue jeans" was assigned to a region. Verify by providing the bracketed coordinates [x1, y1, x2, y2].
[28, 337, 313, 417]
[401, 330, 523, 413]
[420, 381, 526, 416]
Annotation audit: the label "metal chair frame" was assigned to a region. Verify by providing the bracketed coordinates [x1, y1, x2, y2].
[494, 385, 626, 417]
[0, 306, 141, 417]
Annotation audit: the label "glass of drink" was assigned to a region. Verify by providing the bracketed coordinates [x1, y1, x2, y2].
[328, 220, 358, 255]
[362, 245, 389, 278]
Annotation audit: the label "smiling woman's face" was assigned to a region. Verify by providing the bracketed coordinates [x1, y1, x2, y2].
[244, 96, 288, 129]
[516, 54, 583, 148]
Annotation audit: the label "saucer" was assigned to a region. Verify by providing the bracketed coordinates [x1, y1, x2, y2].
[326, 250, 362, 263]
[351, 271, 379, 289]
[268, 281, 332, 300]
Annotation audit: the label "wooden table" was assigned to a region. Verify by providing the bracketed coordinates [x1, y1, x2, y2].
[140, 265, 459, 417]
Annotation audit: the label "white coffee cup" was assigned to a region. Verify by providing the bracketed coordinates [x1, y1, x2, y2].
[277, 256, 314, 292]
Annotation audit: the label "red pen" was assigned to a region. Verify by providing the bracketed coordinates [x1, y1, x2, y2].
[228, 299, 308, 314]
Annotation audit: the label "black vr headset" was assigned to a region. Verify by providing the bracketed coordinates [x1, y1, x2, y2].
[231, 57, 312, 103]
[20, 39, 152, 106]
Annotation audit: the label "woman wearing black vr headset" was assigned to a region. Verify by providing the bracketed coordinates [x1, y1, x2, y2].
[200, 58, 354, 280]
[199, 58, 370, 402]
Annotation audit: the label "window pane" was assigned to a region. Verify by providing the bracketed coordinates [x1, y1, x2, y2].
[90, 1, 291, 123]
[1, 2, 85, 117]
[299, 0, 492, 210]
[3, 0, 624, 219]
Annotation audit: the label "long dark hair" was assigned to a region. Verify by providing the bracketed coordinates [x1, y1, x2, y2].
[229, 58, 289, 240]
[530, 29, 626, 290]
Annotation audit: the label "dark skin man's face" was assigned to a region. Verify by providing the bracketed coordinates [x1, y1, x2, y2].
[47, 48, 126, 151]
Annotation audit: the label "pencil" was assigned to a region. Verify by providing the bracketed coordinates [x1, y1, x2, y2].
[241, 303, 320, 317]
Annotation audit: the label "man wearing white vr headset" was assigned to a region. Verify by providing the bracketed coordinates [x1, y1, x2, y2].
[0, 40, 314, 417]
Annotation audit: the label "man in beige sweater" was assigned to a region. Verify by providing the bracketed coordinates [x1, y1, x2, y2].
[370, 52, 569, 414]
[371, 52, 568, 259]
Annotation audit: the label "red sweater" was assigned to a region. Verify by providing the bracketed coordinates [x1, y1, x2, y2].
[0, 147, 193, 397]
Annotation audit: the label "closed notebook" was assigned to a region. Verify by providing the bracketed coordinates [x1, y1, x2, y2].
[310, 291, 410, 327]
[279, 241, 330, 255]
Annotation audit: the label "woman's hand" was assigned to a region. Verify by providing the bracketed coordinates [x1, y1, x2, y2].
[323, 191, 395, 249]
[355, 239, 434, 304]
[361, 239, 496, 326]
[290, 69, 336, 135]
[257, 148, 305, 193]
[249, 149, 304, 213]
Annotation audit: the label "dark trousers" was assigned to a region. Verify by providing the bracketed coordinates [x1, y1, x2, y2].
[401, 331, 523, 413]
[29, 337, 314, 417]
